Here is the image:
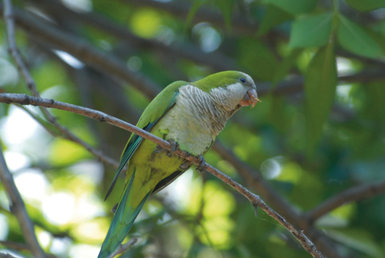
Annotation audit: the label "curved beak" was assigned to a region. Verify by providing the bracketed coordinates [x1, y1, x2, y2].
[240, 88, 260, 108]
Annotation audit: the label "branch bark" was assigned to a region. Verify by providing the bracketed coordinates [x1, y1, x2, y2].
[306, 180, 385, 222]
[0, 93, 324, 258]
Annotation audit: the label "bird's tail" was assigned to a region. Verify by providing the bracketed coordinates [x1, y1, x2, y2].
[98, 171, 150, 258]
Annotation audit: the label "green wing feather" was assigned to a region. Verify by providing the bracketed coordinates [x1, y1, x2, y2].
[104, 127, 148, 200]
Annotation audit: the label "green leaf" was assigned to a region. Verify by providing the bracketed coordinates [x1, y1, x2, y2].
[216, 0, 235, 30]
[258, 5, 292, 36]
[346, 0, 385, 11]
[337, 15, 385, 59]
[304, 43, 337, 149]
[238, 40, 279, 81]
[365, 82, 385, 136]
[373, 19, 385, 37]
[185, 0, 206, 28]
[266, 0, 318, 15]
[289, 12, 333, 48]
[273, 48, 303, 83]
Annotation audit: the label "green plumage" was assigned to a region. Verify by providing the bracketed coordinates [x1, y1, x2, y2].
[98, 71, 257, 258]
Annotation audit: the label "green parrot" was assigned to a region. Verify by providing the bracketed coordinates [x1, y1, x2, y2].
[98, 71, 259, 257]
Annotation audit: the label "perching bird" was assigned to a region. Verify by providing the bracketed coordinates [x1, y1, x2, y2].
[98, 71, 259, 257]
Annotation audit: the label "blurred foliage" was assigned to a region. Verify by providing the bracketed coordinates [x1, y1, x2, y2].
[1, 0, 385, 257]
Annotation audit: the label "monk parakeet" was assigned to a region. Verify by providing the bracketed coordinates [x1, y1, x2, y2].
[98, 71, 259, 257]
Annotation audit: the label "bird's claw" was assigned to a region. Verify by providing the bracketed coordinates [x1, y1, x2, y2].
[195, 154, 206, 173]
[167, 139, 178, 157]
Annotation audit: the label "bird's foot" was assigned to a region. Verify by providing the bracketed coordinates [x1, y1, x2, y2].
[195, 154, 206, 173]
[153, 139, 178, 157]
[179, 161, 191, 170]
[167, 139, 178, 157]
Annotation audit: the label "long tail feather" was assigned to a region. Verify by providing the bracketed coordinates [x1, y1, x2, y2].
[104, 135, 143, 201]
[98, 171, 150, 258]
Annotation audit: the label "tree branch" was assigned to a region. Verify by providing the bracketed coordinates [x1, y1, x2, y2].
[0, 143, 46, 257]
[0, 93, 323, 258]
[3, 0, 37, 95]
[213, 141, 341, 258]
[306, 180, 385, 222]
[30, 0, 237, 71]
[2, 4, 45, 256]
[0, 240, 29, 252]
[18, 105, 119, 167]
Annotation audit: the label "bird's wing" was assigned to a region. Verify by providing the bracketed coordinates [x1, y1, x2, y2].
[104, 81, 187, 200]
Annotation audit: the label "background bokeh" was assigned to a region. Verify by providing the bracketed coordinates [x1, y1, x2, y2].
[1, 0, 385, 257]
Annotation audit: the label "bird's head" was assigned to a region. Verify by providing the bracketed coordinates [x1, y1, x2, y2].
[193, 71, 260, 112]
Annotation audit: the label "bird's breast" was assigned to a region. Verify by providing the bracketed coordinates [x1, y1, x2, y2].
[156, 103, 215, 156]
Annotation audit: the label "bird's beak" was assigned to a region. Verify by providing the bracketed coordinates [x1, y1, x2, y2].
[240, 88, 260, 108]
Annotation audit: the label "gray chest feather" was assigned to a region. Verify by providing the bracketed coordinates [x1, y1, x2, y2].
[156, 85, 229, 155]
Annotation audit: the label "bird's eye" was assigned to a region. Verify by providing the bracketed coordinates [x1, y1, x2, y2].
[240, 78, 246, 83]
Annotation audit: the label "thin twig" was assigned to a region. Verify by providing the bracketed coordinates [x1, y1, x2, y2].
[2, 2, 46, 256]
[306, 180, 385, 222]
[0, 93, 324, 258]
[0, 142, 46, 258]
[198, 161, 322, 257]
[17, 105, 118, 167]
[0, 5, 160, 99]
[2, 0, 117, 168]
[3, 0, 36, 94]
[121, 0, 261, 35]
